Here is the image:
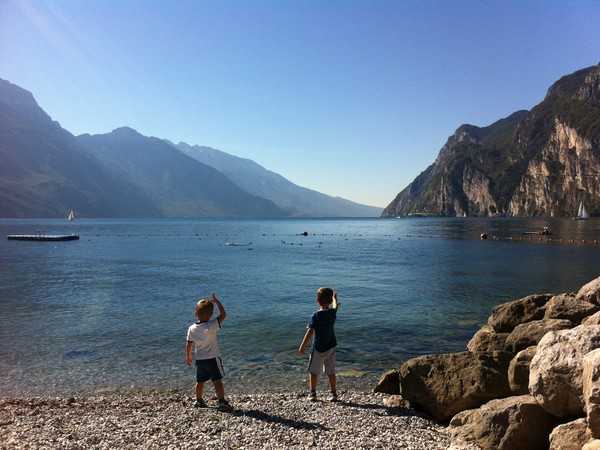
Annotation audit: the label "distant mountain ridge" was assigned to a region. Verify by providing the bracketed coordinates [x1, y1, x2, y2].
[382, 64, 600, 218]
[77, 128, 285, 218]
[175, 142, 382, 217]
[0, 78, 158, 218]
[0, 77, 378, 218]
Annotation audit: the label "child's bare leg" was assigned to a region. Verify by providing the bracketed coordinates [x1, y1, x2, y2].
[309, 373, 318, 392]
[195, 382, 204, 400]
[213, 380, 225, 400]
[328, 374, 337, 392]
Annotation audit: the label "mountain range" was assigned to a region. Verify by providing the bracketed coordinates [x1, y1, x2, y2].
[175, 142, 381, 217]
[0, 78, 381, 218]
[382, 64, 600, 218]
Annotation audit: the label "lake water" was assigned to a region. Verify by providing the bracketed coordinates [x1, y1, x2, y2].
[2, 217, 600, 396]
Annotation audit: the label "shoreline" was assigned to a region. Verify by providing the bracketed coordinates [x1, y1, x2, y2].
[1, 389, 450, 449]
[0, 372, 380, 400]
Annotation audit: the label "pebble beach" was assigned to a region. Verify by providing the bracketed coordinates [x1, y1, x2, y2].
[0, 390, 450, 449]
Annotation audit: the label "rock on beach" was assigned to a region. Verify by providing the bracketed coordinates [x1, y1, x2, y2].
[529, 325, 600, 417]
[398, 351, 512, 421]
[449, 395, 557, 450]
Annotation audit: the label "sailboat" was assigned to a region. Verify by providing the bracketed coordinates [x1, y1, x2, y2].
[575, 201, 590, 220]
[67, 209, 75, 221]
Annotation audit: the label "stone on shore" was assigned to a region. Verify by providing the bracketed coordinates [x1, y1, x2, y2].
[399, 351, 512, 421]
[549, 418, 590, 450]
[529, 325, 600, 417]
[488, 294, 553, 333]
[504, 318, 572, 353]
[579, 276, 600, 305]
[544, 293, 600, 324]
[467, 325, 509, 353]
[374, 369, 400, 395]
[508, 346, 536, 394]
[448, 395, 557, 450]
[584, 349, 600, 438]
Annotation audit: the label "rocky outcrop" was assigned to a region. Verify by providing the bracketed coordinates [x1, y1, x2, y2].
[449, 395, 557, 450]
[377, 276, 600, 449]
[549, 418, 590, 450]
[467, 325, 508, 353]
[487, 294, 553, 333]
[584, 349, 600, 438]
[508, 118, 600, 216]
[398, 351, 512, 421]
[508, 346, 536, 395]
[504, 319, 572, 353]
[382, 64, 600, 218]
[544, 293, 600, 324]
[529, 325, 600, 417]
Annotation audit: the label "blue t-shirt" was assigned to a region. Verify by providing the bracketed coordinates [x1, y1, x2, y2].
[308, 308, 337, 352]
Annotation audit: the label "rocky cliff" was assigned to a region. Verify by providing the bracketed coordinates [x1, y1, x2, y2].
[382, 64, 600, 217]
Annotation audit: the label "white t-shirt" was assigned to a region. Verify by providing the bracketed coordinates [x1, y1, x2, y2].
[186, 318, 221, 360]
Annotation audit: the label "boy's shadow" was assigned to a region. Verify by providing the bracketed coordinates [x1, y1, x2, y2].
[228, 408, 329, 431]
[336, 400, 414, 417]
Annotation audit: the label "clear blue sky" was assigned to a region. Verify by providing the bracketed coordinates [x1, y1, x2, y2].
[1, 0, 599, 207]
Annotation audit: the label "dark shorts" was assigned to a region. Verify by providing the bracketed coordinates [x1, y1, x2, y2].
[195, 357, 225, 383]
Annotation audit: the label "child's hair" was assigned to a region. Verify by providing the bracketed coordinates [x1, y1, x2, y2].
[195, 299, 214, 321]
[316, 287, 334, 307]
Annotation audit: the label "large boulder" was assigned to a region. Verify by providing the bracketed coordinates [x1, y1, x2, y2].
[583, 349, 600, 438]
[508, 346, 537, 394]
[399, 351, 512, 421]
[488, 294, 554, 333]
[544, 293, 600, 324]
[374, 369, 400, 395]
[549, 418, 591, 450]
[449, 395, 557, 450]
[467, 325, 509, 353]
[584, 312, 600, 326]
[579, 276, 600, 305]
[529, 325, 600, 417]
[505, 319, 572, 353]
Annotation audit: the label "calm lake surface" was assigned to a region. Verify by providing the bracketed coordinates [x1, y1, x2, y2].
[2, 217, 600, 396]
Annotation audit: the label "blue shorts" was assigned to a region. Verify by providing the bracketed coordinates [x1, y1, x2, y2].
[195, 357, 225, 383]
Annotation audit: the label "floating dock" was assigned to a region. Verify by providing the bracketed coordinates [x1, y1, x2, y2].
[7, 234, 80, 242]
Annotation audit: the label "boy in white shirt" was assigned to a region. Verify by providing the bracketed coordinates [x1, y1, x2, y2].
[185, 293, 231, 409]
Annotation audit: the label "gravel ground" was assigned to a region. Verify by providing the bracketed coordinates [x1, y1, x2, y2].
[0, 390, 451, 449]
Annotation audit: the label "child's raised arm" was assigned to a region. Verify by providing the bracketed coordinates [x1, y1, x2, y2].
[211, 293, 227, 323]
[333, 291, 340, 310]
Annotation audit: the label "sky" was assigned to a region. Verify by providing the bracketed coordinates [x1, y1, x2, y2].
[1, 1, 599, 207]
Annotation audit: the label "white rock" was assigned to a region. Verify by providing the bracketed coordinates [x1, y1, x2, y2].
[529, 325, 600, 417]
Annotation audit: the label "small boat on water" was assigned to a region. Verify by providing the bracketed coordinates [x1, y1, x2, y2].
[575, 201, 590, 220]
[7, 234, 80, 242]
[67, 209, 75, 221]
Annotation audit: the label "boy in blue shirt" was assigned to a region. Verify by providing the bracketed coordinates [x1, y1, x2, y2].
[297, 287, 339, 402]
